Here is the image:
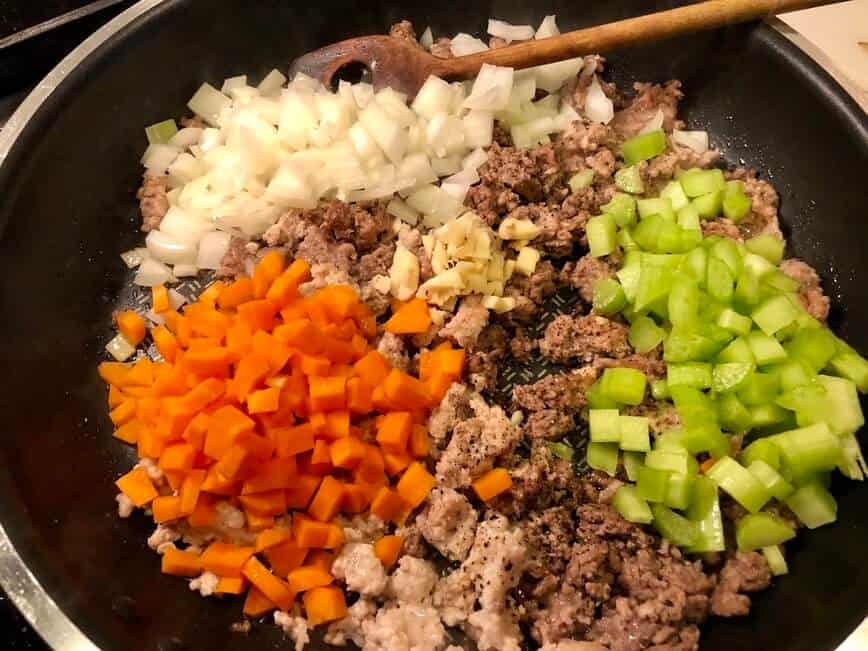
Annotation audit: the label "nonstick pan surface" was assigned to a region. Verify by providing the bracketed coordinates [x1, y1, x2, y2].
[0, 1, 865, 649]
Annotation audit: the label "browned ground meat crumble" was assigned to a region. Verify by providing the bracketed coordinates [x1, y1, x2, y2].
[134, 20, 832, 650]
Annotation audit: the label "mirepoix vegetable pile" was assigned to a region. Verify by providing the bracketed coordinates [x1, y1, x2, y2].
[102, 251, 466, 621]
[581, 139, 868, 558]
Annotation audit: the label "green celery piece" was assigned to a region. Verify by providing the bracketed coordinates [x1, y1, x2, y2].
[687, 474, 717, 519]
[745, 234, 785, 264]
[747, 460, 794, 500]
[687, 476, 726, 553]
[706, 456, 771, 513]
[762, 545, 789, 576]
[665, 327, 718, 363]
[742, 252, 777, 278]
[734, 269, 762, 309]
[717, 336, 756, 365]
[656, 222, 689, 254]
[661, 180, 690, 211]
[722, 188, 752, 223]
[794, 375, 864, 435]
[828, 353, 868, 392]
[665, 473, 694, 510]
[587, 213, 617, 257]
[599, 367, 647, 406]
[637, 197, 675, 221]
[761, 270, 801, 294]
[785, 482, 837, 529]
[685, 423, 729, 459]
[747, 331, 788, 365]
[621, 129, 666, 165]
[548, 441, 576, 461]
[602, 192, 638, 227]
[679, 168, 726, 197]
[629, 316, 665, 354]
[590, 409, 621, 443]
[634, 254, 677, 312]
[717, 308, 753, 336]
[593, 278, 628, 316]
[785, 328, 839, 373]
[668, 278, 700, 327]
[773, 422, 842, 477]
[773, 358, 815, 391]
[706, 257, 734, 303]
[711, 362, 753, 394]
[692, 191, 724, 219]
[668, 362, 713, 390]
[586, 379, 619, 409]
[651, 503, 700, 547]
[678, 227, 702, 252]
[645, 448, 697, 476]
[615, 165, 644, 194]
[749, 404, 792, 429]
[710, 239, 743, 277]
[752, 295, 800, 336]
[637, 465, 670, 502]
[618, 228, 640, 252]
[740, 438, 781, 470]
[737, 372, 780, 406]
[683, 247, 708, 286]
[568, 169, 595, 192]
[775, 382, 825, 412]
[677, 203, 702, 231]
[651, 379, 670, 400]
[838, 433, 867, 481]
[587, 442, 619, 477]
[773, 320, 801, 343]
[670, 385, 718, 428]
[619, 415, 651, 452]
[612, 485, 654, 524]
[145, 119, 178, 145]
[735, 513, 796, 551]
[616, 256, 642, 302]
[717, 393, 753, 432]
[655, 428, 689, 451]
[623, 450, 645, 481]
[632, 213, 664, 251]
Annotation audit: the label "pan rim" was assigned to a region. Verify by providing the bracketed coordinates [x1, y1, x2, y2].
[0, 1, 865, 649]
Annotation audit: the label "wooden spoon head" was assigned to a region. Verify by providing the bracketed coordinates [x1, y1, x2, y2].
[288, 35, 442, 97]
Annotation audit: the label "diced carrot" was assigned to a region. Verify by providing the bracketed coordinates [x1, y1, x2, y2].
[355, 445, 386, 484]
[353, 304, 377, 339]
[225, 321, 253, 357]
[323, 410, 350, 440]
[320, 336, 356, 365]
[306, 550, 335, 573]
[345, 377, 373, 415]
[255, 527, 293, 553]
[110, 399, 137, 426]
[409, 425, 431, 458]
[472, 468, 513, 501]
[200, 465, 239, 496]
[264, 539, 308, 576]
[287, 566, 333, 593]
[162, 470, 185, 492]
[242, 457, 297, 495]
[384, 297, 431, 334]
[252, 250, 286, 299]
[113, 420, 145, 445]
[323, 523, 345, 549]
[425, 372, 453, 404]
[297, 354, 331, 377]
[152, 495, 183, 523]
[183, 347, 234, 378]
[218, 277, 254, 310]
[309, 412, 328, 437]
[107, 384, 126, 408]
[329, 437, 367, 470]
[242, 556, 295, 611]
[273, 424, 315, 458]
[308, 376, 346, 412]
[182, 412, 209, 451]
[341, 484, 371, 513]
[187, 494, 218, 528]
[370, 486, 410, 524]
[152, 326, 180, 363]
[315, 285, 359, 322]
[307, 440, 332, 474]
[376, 411, 412, 451]
[382, 369, 432, 410]
[179, 469, 206, 516]
[159, 443, 196, 473]
[115, 467, 158, 506]
[303, 586, 347, 626]
[285, 475, 322, 510]
[137, 428, 167, 458]
[152, 285, 171, 313]
[396, 462, 435, 509]
[243, 587, 277, 617]
[200, 542, 255, 578]
[116, 310, 147, 347]
[293, 514, 336, 548]
[197, 281, 226, 307]
[237, 300, 279, 332]
[213, 444, 251, 483]
[161, 548, 202, 577]
[204, 405, 255, 459]
[308, 476, 345, 522]
[247, 387, 280, 414]
[239, 490, 287, 516]
[383, 449, 413, 477]
[215, 576, 247, 595]
[352, 351, 391, 386]
[373, 535, 403, 568]
[185, 304, 231, 340]
[244, 510, 275, 532]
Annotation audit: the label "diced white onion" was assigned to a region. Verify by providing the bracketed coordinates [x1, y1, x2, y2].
[430, 155, 462, 176]
[351, 83, 375, 109]
[639, 108, 665, 134]
[221, 75, 247, 95]
[463, 148, 489, 171]
[535, 15, 560, 39]
[120, 247, 149, 269]
[397, 152, 437, 186]
[420, 27, 434, 50]
[584, 75, 614, 124]
[359, 102, 407, 163]
[487, 19, 535, 43]
[444, 167, 479, 187]
[133, 258, 176, 287]
[412, 76, 454, 120]
[106, 333, 136, 361]
[464, 64, 514, 111]
[141, 144, 180, 173]
[172, 264, 200, 277]
[169, 127, 203, 149]
[146, 229, 197, 265]
[672, 129, 709, 153]
[450, 33, 488, 56]
[387, 197, 420, 225]
[440, 182, 469, 203]
[462, 110, 494, 149]
[257, 69, 287, 97]
[516, 57, 584, 94]
[196, 230, 232, 269]
[187, 83, 232, 126]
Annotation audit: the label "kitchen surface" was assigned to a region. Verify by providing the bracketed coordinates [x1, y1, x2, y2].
[0, 1, 864, 649]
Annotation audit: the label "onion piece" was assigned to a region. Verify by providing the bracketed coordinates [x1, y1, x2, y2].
[168, 289, 188, 310]
[359, 102, 407, 163]
[172, 264, 199, 278]
[516, 57, 584, 94]
[412, 76, 454, 119]
[463, 147, 489, 171]
[169, 127, 203, 149]
[120, 247, 149, 269]
[487, 19, 535, 43]
[196, 230, 232, 269]
[535, 15, 560, 39]
[462, 110, 493, 149]
[146, 230, 198, 265]
[463, 64, 514, 112]
[444, 167, 479, 187]
[387, 197, 420, 226]
[257, 69, 287, 97]
[639, 108, 665, 134]
[450, 33, 488, 57]
[420, 27, 434, 50]
[672, 129, 709, 153]
[105, 333, 136, 361]
[134, 258, 176, 287]
[187, 82, 232, 126]
[440, 182, 469, 204]
[221, 75, 247, 95]
[141, 144, 180, 173]
[584, 75, 614, 124]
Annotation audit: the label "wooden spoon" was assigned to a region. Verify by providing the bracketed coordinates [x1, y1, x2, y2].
[289, 0, 839, 97]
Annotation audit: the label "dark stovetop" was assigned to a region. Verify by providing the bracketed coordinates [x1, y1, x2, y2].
[0, 6, 135, 648]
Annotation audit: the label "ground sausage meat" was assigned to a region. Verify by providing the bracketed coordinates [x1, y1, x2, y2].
[137, 173, 170, 232]
[513, 366, 599, 413]
[779, 258, 831, 321]
[540, 314, 632, 363]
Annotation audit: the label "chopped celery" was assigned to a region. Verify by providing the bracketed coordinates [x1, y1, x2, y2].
[762, 545, 789, 576]
[621, 129, 666, 165]
[710, 239, 743, 277]
[587, 213, 617, 257]
[665, 473, 694, 510]
[593, 278, 628, 315]
[742, 252, 777, 278]
[752, 295, 800, 336]
[747, 460, 794, 500]
[637, 465, 670, 502]
[568, 169, 595, 192]
[590, 409, 621, 443]
[655, 428, 689, 451]
[599, 367, 647, 406]
[722, 183, 752, 222]
[712, 362, 753, 394]
[716, 337, 756, 365]
[668, 362, 713, 389]
[623, 450, 645, 481]
[602, 192, 638, 227]
[651, 379, 670, 400]
[706, 456, 770, 513]
[685, 423, 729, 459]
[638, 197, 675, 221]
[828, 352, 868, 393]
[671, 385, 718, 428]
[745, 234, 785, 264]
[628, 316, 665, 353]
[587, 379, 619, 409]
[679, 168, 725, 197]
[749, 404, 791, 428]
[737, 372, 780, 406]
[651, 503, 700, 547]
[773, 422, 842, 477]
[665, 326, 726, 363]
[619, 415, 651, 452]
[661, 180, 690, 211]
[692, 190, 724, 219]
[687, 476, 726, 553]
[632, 214, 665, 251]
[735, 513, 796, 551]
[717, 393, 753, 432]
[587, 442, 619, 477]
[747, 331, 788, 365]
[615, 165, 644, 194]
[645, 448, 697, 476]
[785, 481, 837, 529]
[740, 438, 781, 470]
[837, 433, 867, 481]
[762, 270, 800, 294]
[683, 247, 708, 285]
[617, 255, 642, 301]
[706, 257, 734, 303]
[668, 278, 700, 326]
[548, 441, 575, 461]
[612, 485, 654, 524]
[618, 228, 640, 252]
[717, 308, 753, 336]
[773, 358, 815, 391]
[785, 328, 838, 372]
[145, 119, 178, 145]
[792, 375, 864, 435]
[677, 203, 702, 231]
[734, 269, 762, 309]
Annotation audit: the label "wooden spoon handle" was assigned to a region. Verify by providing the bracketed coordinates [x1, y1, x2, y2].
[436, 0, 840, 77]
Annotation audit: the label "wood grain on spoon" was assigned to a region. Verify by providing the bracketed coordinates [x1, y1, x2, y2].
[289, 0, 841, 97]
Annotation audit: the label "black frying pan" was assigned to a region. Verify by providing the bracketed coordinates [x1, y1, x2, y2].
[0, 1, 865, 649]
